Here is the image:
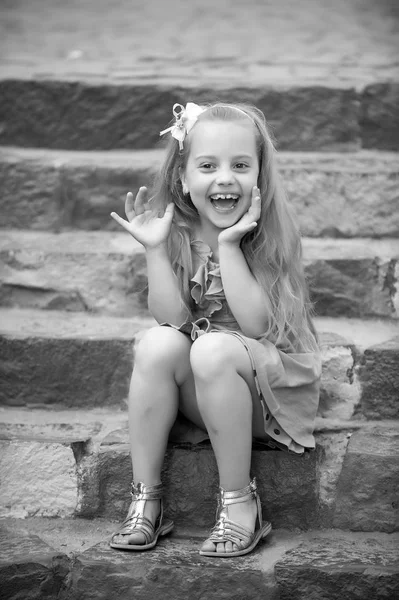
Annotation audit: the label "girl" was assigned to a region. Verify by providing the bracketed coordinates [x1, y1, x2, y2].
[109, 101, 321, 557]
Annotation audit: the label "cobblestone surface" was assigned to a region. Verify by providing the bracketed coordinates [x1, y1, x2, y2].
[1, 0, 398, 87]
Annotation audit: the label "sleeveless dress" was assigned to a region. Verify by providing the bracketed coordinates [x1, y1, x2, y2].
[164, 240, 322, 455]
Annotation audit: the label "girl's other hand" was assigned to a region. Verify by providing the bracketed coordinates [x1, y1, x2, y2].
[110, 187, 174, 249]
[218, 186, 261, 247]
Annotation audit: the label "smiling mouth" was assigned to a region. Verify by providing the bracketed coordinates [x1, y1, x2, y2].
[210, 194, 240, 212]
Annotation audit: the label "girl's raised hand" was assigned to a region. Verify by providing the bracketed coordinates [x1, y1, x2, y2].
[110, 187, 175, 249]
[218, 186, 261, 246]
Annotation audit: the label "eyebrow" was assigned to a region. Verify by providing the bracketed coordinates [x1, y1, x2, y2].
[195, 154, 254, 160]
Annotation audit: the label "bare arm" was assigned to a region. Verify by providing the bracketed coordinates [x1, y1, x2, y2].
[218, 186, 270, 337]
[146, 244, 190, 325]
[219, 244, 269, 337]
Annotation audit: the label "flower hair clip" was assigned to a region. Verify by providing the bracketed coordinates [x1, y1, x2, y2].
[160, 102, 205, 150]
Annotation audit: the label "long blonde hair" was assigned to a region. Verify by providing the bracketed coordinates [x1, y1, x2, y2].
[149, 102, 317, 353]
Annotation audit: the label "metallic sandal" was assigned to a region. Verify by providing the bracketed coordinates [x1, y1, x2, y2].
[199, 477, 272, 557]
[110, 481, 174, 551]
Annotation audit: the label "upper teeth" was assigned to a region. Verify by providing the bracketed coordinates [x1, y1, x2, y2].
[210, 194, 239, 200]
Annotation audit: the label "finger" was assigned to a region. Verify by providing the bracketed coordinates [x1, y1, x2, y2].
[135, 186, 148, 216]
[125, 192, 136, 222]
[162, 202, 175, 221]
[249, 186, 261, 219]
[110, 211, 132, 232]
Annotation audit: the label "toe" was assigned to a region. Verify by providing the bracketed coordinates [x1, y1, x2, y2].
[201, 539, 217, 553]
[126, 531, 147, 545]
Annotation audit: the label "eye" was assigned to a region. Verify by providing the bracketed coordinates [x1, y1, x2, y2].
[199, 163, 214, 170]
[234, 162, 249, 169]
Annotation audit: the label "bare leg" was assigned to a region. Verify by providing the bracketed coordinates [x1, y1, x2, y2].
[189, 333, 265, 554]
[113, 326, 192, 545]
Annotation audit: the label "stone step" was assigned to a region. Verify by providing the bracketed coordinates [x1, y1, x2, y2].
[1, 73, 398, 153]
[0, 404, 398, 533]
[2, 519, 397, 600]
[1, 146, 398, 238]
[1, 308, 398, 418]
[1, 231, 398, 319]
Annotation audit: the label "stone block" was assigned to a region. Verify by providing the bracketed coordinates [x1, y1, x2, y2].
[0, 309, 145, 408]
[280, 152, 399, 238]
[305, 256, 397, 319]
[333, 427, 399, 532]
[275, 534, 399, 600]
[361, 83, 399, 151]
[0, 80, 360, 151]
[315, 432, 351, 526]
[356, 336, 399, 419]
[0, 231, 149, 316]
[89, 441, 319, 530]
[0, 524, 70, 600]
[317, 333, 360, 420]
[0, 155, 62, 230]
[0, 439, 78, 518]
[0, 336, 133, 408]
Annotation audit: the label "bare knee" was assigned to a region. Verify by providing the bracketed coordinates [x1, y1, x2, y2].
[190, 333, 236, 381]
[134, 326, 191, 375]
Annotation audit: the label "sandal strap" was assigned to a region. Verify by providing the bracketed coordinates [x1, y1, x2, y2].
[216, 477, 263, 528]
[117, 514, 157, 544]
[131, 481, 163, 501]
[218, 478, 257, 505]
[208, 518, 253, 548]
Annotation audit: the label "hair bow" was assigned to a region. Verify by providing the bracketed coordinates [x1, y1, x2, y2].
[160, 102, 205, 150]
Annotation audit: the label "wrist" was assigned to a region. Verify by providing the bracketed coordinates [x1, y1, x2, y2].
[145, 242, 169, 256]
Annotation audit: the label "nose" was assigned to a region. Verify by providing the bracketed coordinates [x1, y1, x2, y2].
[215, 167, 235, 186]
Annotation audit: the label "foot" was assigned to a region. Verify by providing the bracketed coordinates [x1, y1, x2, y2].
[200, 494, 258, 554]
[112, 498, 161, 547]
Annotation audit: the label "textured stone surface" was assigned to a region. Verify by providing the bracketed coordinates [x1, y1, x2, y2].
[0, 440, 78, 518]
[0, 524, 70, 600]
[316, 432, 351, 526]
[0, 231, 149, 316]
[318, 334, 359, 420]
[68, 536, 278, 600]
[362, 83, 399, 150]
[2, 0, 398, 86]
[275, 534, 399, 600]
[357, 336, 399, 419]
[0, 81, 360, 152]
[334, 428, 399, 532]
[89, 440, 319, 530]
[1, 231, 398, 318]
[0, 309, 149, 407]
[305, 256, 398, 319]
[1, 147, 398, 237]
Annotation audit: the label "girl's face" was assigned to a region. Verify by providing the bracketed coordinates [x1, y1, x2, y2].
[181, 120, 259, 232]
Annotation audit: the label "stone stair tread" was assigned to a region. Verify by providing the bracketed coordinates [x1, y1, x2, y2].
[2, 228, 398, 260]
[1, 516, 398, 600]
[2, 145, 399, 170]
[0, 307, 155, 339]
[1, 0, 398, 88]
[1, 402, 398, 442]
[0, 306, 397, 347]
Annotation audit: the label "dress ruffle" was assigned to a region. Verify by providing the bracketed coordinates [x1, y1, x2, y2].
[190, 240, 224, 318]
